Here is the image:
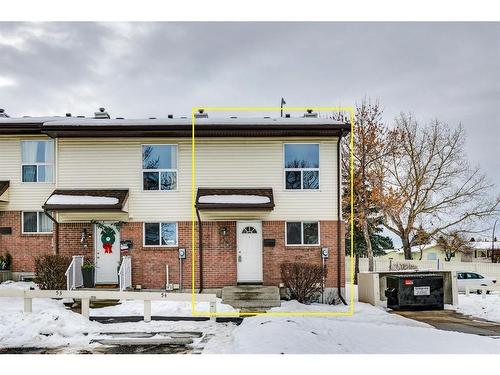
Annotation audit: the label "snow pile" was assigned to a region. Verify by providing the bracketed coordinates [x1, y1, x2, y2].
[198, 195, 270, 204]
[452, 293, 500, 323]
[46, 194, 119, 205]
[205, 300, 500, 354]
[91, 298, 237, 317]
[0, 281, 235, 351]
[0, 281, 101, 348]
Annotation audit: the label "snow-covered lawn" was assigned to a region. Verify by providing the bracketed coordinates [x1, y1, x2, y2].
[0, 281, 235, 352]
[449, 293, 500, 323]
[204, 299, 500, 354]
[2, 281, 500, 354]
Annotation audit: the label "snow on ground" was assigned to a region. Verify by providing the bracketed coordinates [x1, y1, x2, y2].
[2, 281, 500, 354]
[449, 293, 500, 323]
[0, 281, 236, 351]
[205, 285, 500, 354]
[90, 297, 236, 317]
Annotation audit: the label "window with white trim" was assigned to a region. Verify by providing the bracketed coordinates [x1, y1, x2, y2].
[142, 144, 178, 191]
[286, 221, 319, 245]
[21, 140, 54, 183]
[143, 222, 178, 247]
[22, 211, 53, 233]
[284, 143, 319, 190]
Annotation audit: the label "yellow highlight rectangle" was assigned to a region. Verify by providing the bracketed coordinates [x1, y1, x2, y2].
[190, 106, 354, 317]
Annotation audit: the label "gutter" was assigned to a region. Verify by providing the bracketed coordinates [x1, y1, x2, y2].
[336, 132, 347, 305]
[43, 210, 59, 255]
[195, 207, 204, 293]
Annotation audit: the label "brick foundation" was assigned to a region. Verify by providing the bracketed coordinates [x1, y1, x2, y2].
[0, 211, 345, 290]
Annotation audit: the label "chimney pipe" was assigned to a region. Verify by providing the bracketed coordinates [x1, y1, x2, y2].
[194, 108, 208, 119]
[304, 109, 318, 118]
[94, 107, 110, 119]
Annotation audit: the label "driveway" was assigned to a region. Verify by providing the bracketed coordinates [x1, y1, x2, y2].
[393, 310, 500, 337]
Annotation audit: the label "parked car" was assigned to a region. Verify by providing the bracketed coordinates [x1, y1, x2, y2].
[456, 272, 497, 293]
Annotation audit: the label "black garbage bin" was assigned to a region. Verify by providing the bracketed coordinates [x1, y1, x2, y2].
[384, 274, 444, 310]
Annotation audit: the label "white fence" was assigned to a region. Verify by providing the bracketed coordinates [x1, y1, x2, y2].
[65, 255, 84, 290]
[0, 289, 218, 322]
[346, 258, 500, 281]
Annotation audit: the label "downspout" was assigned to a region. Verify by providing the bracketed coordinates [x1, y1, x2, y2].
[44, 210, 59, 255]
[196, 207, 204, 293]
[336, 132, 347, 305]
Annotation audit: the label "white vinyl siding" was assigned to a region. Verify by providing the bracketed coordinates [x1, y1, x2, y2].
[56, 137, 338, 221]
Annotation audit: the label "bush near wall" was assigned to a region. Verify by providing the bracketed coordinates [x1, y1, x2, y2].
[34, 255, 71, 290]
[0, 252, 12, 270]
[280, 262, 327, 304]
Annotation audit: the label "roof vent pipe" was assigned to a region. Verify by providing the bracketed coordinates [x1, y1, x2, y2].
[304, 109, 318, 118]
[194, 108, 208, 119]
[0, 108, 9, 118]
[94, 107, 111, 119]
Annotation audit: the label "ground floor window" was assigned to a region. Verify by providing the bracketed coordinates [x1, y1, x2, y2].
[143, 222, 178, 247]
[22, 211, 53, 233]
[285, 221, 319, 245]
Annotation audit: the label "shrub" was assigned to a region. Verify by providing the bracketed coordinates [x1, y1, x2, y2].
[280, 262, 327, 304]
[34, 254, 71, 290]
[0, 252, 12, 270]
[81, 260, 95, 270]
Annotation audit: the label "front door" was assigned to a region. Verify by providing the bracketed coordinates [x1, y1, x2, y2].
[237, 221, 263, 283]
[95, 222, 121, 284]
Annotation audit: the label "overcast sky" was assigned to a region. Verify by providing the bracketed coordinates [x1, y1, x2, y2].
[1, 22, 499, 242]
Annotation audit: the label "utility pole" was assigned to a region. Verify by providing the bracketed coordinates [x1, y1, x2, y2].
[492, 218, 498, 262]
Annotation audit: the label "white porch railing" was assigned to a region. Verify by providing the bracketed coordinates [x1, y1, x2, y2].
[119, 256, 132, 291]
[65, 255, 84, 290]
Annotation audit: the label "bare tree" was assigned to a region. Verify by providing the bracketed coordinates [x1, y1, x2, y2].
[341, 100, 392, 271]
[436, 232, 474, 262]
[379, 113, 499, 259]
[413, 226, 432, 260]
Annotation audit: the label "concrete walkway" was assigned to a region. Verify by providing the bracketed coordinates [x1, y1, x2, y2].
[393, 310, 500, 337]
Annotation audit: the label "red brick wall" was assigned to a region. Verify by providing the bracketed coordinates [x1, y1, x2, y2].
[0, 213, 345, 289]
[0, 211, 54, 272]
[262, 220, 345, 288]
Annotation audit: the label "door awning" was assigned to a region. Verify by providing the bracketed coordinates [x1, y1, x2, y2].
[43, 189, 129, 212]
[195, 188, 274, 211]
[0, 181, 9, 202]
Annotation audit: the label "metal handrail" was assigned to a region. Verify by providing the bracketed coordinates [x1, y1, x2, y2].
[118, 256, 132, 291]
[65, 255, 84, 290]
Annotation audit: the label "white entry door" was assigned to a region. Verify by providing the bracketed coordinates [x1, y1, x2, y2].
[95, 222, 121, 284]
[237, 221, 263, 283]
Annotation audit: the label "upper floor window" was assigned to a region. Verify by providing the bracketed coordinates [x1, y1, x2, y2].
[142, 144, 178, 191]
[284, 143, 319, 190]
[21, 140, 54, 183]
[22, 211, 53, 234]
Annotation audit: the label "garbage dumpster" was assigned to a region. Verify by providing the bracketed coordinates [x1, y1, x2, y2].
[384, 274, 444, 310]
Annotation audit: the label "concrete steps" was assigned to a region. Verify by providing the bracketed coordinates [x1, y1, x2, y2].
[222, 285, 281, 310]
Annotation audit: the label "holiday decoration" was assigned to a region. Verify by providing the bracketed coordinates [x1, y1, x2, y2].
[92, 221, 122, 254]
